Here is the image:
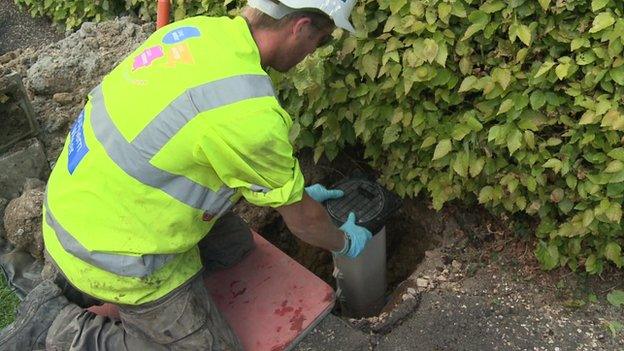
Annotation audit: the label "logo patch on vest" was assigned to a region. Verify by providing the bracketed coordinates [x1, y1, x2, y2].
[162, 27, 201, 44]
[165, 43, 195, 67]
[132, 46, 165, 70]
[67, 110, 89, 174]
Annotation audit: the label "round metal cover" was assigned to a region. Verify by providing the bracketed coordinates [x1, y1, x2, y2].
[326, 179, 385, 225]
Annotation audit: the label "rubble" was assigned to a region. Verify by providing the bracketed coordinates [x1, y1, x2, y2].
[415, 278, 429, 288]
[26, 19, 153, 96]
[3, 179, 45, 260]
[51, 92, 73, 105]
[1, 17, 154, 163]
[0, 17, 155, 263]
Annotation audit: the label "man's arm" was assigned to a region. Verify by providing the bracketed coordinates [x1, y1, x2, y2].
[276, 193, 346, 252]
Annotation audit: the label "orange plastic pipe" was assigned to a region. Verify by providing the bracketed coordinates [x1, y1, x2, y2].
[156, 0, 171, 29]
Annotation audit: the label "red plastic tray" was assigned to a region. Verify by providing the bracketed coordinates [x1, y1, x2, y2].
[88, 231, 335, 351]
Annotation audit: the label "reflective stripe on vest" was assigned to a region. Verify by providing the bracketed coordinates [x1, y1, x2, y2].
[90, 74, 275, 213]
[44, 199, 174, 278]
[47, 74, 276, 278]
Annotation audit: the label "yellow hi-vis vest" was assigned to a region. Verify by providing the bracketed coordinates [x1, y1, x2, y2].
[43, 16, 305, 305]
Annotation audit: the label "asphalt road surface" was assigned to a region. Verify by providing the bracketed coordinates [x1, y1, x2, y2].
[0, 0, 62, 55]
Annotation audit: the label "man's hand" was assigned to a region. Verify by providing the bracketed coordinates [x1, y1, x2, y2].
[335, 212, 372, 258]
[304, 184, 344, 203]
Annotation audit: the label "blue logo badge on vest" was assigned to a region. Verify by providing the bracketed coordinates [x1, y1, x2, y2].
[67, 110, 89, 174]
[162, 27, 200, 44]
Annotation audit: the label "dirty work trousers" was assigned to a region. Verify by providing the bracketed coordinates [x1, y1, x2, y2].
[45, 212, 254, 351]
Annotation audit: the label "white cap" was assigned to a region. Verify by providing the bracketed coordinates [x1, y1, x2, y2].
[247, 0, 356, 33]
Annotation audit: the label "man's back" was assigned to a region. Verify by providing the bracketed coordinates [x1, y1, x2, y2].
[43, 16, 299, 305]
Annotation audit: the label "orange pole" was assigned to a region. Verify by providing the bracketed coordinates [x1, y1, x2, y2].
[156, 0, 171, 29]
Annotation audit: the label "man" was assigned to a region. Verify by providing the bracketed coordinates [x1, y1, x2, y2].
[0, 0, 372, 350]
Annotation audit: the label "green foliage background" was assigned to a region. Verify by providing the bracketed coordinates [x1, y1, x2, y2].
[15, 0, 624, 274]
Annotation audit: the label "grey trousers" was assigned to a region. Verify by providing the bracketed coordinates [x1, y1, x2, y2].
[45, 213, 255, 351]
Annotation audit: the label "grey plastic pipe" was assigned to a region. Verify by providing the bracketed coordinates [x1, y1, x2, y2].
[333, 227, 387, 318]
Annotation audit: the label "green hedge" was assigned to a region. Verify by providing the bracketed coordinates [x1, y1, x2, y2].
[17, 0, 624, 274]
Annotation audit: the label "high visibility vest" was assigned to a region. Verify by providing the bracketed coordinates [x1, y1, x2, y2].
[43, 16, 304, 305]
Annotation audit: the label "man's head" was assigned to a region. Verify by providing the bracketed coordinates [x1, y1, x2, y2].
[242, 0, 356, 72]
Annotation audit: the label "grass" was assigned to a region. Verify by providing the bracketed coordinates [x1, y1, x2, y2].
[0, 272, 19, 329]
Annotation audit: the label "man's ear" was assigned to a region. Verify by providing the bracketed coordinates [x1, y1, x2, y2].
[291, 16, 313, 37]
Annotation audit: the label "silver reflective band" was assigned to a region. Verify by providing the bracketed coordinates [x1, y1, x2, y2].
[89, 74, 275, 214]
[44, 200, 174, 278]
[49, 74, 277, 277]
[250, 184, 271, 193]
[132, 74, 276, 158]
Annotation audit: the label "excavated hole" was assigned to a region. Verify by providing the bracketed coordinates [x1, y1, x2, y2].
[0, 92, 30, 148]
[258, 200, 440, 316]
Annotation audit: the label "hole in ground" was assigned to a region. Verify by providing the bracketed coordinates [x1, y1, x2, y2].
[0, 91, 31, 148]
[258, 198, 440, 315]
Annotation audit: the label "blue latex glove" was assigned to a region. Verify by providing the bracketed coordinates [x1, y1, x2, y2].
[336, 212, 373, 258]
[305, 184, 344, 203]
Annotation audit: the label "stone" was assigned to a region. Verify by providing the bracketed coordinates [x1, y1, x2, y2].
[0, 51, 17, 65]
[52, 92, 73, 105]
[416, 278, 429, 288]
[22, 178, 46, 192]
[3, 183, 45, 260]
[402, 293, 415, 301]
[26, 17, 152, 96]
[0, 138, 50, 199]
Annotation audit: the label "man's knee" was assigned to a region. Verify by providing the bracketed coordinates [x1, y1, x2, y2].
[119, 277, 241, 350]
[119, 279, 209, 345]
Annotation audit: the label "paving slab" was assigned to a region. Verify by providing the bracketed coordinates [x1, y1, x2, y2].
[294, 314, 370, 351]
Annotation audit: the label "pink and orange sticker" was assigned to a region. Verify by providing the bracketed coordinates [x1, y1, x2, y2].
[131, 26, 200, 72]
[132, 46, 165, 70]
[132, 43, 195, 71]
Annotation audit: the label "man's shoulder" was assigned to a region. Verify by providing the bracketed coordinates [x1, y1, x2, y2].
[175, 15, 244, 30]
